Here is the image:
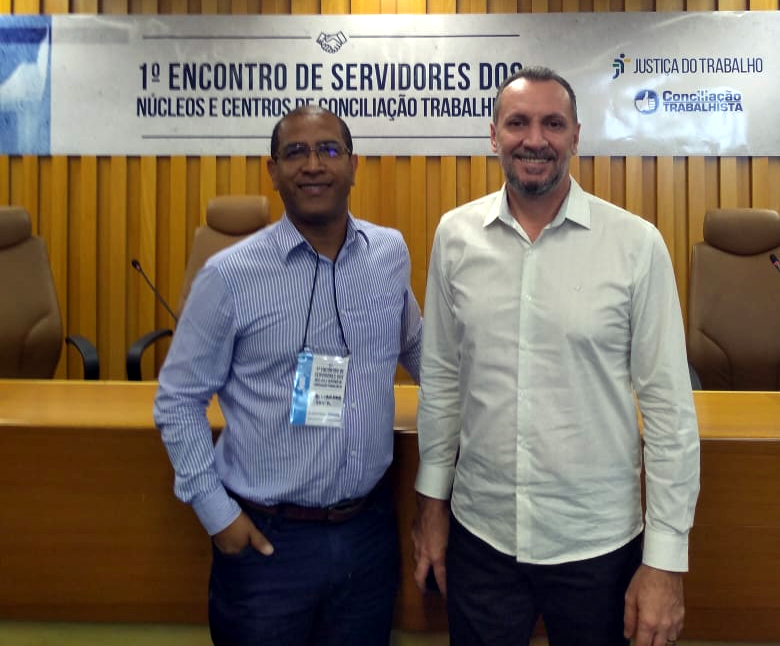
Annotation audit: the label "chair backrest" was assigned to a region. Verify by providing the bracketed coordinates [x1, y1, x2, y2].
[177, 194, 270, 314]
[688, 207, 780, 390]
[0, 206, 63, 378]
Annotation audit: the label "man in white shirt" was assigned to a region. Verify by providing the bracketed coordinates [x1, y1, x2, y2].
[412, 66, 700, 646]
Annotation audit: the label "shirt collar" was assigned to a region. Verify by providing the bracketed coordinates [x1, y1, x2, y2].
[486, 177, 592, 232]
[276, 213, 367, 261]
[555, 178, 591, 229]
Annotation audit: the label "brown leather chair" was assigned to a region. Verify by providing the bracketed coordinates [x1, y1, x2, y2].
[687, 207, 780, 390]
[0, 206, 99, 379]
[127, 194, 269, 380]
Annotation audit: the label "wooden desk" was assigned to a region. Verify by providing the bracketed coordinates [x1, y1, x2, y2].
[683, 393, 780, 639]
[1, 382, 778, 641]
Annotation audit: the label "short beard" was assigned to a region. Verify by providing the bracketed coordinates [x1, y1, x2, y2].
[504, 165, 564, 197]
[501, 148, 564, 197]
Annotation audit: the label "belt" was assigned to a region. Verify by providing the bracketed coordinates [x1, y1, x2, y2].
[228, 477, 385, 524]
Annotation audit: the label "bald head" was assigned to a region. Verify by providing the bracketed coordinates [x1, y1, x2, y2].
[270, 106, 353, 159]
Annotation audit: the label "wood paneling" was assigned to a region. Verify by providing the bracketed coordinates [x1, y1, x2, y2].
[684, 439, 780, 639]
[1, 2, 778, 378]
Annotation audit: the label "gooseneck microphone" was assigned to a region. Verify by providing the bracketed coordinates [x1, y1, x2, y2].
[131, 258, 179, 324]
[770, 253, 780, 274]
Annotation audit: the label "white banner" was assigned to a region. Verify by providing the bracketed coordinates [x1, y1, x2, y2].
[1, 12, 777, 156]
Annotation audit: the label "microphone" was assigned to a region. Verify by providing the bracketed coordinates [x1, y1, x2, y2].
[131, 258, 179, 324]
[770, 253, 780, 274]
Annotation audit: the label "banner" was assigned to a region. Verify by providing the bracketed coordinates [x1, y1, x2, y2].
[1, 12, 777, 156]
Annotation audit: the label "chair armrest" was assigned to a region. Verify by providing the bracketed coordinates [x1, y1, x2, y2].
[126, 328, 173, 381]
[65, 335, 100, 380]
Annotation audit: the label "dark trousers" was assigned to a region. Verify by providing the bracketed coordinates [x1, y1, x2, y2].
[446, 515, 642, 646]
[208, 480, 399, 646]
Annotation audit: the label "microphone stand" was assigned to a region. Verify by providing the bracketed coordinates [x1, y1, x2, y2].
[131, 259, 179, 324]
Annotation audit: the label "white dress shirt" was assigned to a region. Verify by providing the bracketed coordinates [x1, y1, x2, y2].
[415, 179, 700, 571]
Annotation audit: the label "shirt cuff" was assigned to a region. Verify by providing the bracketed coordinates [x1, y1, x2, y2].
[414, 461, 455, 500]
[642, 525, 689, 572]
[192, 486, 243, 536]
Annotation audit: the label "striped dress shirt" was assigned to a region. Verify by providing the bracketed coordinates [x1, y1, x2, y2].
[154, 214, 422, 536]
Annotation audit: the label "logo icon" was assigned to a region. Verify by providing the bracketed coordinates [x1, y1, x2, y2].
[316, 31, 347, 54]
[612, 53, 631, 79]
[634, 90, 659, 114]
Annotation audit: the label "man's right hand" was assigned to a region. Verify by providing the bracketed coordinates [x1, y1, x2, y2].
[212, 511, 274, 556]
[411, 494, 450, 597]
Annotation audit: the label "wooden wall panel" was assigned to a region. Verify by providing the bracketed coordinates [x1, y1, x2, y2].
[72, 1, 98, 15]
[408, 156, 429, 304]
[0, 157, 8, 204]
[67, 156, 99, 377]
[166, 156, 188, 311]
[102, 156, 129, 380]
[1, 2, 779, 378]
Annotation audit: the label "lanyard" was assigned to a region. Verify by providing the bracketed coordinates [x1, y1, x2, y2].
[300, 246, 350, 356]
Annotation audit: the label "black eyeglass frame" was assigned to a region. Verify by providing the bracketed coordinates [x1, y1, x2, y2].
[275, 141, 353, 163]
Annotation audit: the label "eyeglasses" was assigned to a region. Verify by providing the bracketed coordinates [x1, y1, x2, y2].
[276, 142, 351, 164]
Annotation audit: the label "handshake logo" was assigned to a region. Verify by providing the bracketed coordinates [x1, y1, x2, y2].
[317, 31, 347, 54]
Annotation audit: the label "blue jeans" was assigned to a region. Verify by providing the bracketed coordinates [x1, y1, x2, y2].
[446, 515, 642, 646]
[208, 480, 399, 646]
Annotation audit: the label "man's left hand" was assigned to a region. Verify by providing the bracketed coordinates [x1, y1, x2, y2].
[623, 564, 684, 646]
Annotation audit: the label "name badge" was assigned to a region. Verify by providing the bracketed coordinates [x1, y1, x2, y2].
[289, 350, 350, 428]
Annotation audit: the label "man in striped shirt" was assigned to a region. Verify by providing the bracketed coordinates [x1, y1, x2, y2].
[154, 106, 422, 646]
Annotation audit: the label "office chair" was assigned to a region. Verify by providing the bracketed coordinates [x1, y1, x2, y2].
[126, 194, 270, 380]
[0, 206, 99, 379]
[687, 207, 780, 390]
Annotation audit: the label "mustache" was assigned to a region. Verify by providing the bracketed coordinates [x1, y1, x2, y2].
[511, 148, 556, 161]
